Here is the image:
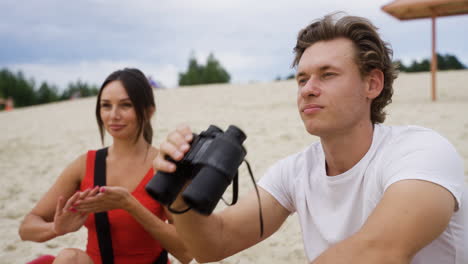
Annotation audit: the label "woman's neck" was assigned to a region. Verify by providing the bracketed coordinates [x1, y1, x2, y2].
[109, 136, 150, 161]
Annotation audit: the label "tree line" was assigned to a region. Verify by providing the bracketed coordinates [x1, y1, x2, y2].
[274, 53, 466, 81]
[396, 53, 466, 73]
[2, 52, 464, 109]
[0, 68, 98, 109]
[179, 53, 230, 86]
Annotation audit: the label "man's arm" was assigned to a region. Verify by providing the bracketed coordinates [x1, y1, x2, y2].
[311, 179, 456, 264]
[171, 187, 290, 263]
[154, 125, 290, 263]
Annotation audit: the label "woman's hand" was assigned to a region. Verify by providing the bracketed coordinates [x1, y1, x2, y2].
[74, 186, 134, 214]
[53, 187, 98, 236]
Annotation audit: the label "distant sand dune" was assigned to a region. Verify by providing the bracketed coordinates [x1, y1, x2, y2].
[1, 70, 467, 263]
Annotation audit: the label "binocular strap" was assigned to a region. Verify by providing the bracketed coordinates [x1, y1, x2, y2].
[167, 159, 264, 238]
[244, 160, 264, 238]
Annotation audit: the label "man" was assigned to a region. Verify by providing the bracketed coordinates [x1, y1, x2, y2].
[154, 14, 467, 263]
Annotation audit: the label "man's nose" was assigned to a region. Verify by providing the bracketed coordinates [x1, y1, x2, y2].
[300, 77, 321, 98]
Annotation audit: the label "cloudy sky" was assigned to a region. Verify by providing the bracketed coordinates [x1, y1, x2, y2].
[1, 0, 467, 89]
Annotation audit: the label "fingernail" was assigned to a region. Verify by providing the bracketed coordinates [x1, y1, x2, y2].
[100, 187, 106, 193]
[169, 164, 176, 171]
[174, 151, 183, 159]
[69, 207, 77, 213]
[185, 134, 192, 141]
[181, 144, 190, 151]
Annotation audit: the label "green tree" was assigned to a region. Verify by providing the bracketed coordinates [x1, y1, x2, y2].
[60, 80, 98, 100]
[0, 69, 36, 107]
[442, 54, 465, 70]
[203, 53, 230, 84]
[179, 52, 230, 86]
[397, 53, 466, 72]
[37, 82, 59, 104]
[179, 55, 204, 86]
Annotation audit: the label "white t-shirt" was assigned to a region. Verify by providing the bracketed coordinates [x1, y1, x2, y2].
[259, 124, 467, 264]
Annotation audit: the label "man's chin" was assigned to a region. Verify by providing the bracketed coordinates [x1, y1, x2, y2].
[303, 124, 321, 137]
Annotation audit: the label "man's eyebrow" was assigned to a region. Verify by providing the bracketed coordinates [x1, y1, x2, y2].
[296, 65, 339, 79]
[296, 72, 307, 79]
[319, 65, 334, 71]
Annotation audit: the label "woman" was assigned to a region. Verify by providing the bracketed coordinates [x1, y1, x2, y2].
[19, 68, 192, 264]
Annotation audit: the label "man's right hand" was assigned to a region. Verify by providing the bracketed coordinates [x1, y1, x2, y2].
[153, 125, 194, 173]
[151, 126, 291, 263]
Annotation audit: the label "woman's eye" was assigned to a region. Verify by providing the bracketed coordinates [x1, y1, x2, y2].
[101, 103, 111, 108]
[122, 103, 133, 108]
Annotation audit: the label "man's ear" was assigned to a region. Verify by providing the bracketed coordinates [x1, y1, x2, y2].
[366, 69, 384, 100]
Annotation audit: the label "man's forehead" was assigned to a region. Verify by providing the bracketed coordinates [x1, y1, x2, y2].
[297, 38, 356, 71]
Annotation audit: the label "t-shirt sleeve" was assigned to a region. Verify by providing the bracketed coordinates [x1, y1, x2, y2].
[382, 129, 465, 210]
[258, 157, 296, 214]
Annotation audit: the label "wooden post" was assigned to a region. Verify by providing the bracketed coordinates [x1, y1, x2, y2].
[431, 16, 437, 101]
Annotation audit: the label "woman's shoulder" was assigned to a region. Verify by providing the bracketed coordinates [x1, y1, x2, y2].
[67, 151, 93, 181]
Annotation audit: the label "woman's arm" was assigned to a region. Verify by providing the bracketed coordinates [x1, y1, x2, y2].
[18, 154, 87, 242]
[74, 186, 193, 264]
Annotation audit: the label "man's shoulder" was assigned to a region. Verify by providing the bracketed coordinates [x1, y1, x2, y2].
[377, 124, 450, 150]
[266, 141, 323, 181]
[277, 141, 322, 166]
[376, 124, 461, 170]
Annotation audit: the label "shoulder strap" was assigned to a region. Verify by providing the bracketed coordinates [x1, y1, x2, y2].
[94, 147, 115, 264]
[153, 250, 168, 264]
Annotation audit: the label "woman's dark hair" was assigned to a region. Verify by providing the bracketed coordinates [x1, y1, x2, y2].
[96, 68, 156, 145]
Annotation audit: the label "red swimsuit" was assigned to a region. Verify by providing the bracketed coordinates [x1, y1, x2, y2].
[80, 150, 167, 264]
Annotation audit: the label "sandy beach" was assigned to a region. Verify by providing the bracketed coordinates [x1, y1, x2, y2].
[1, 70, 467, 263]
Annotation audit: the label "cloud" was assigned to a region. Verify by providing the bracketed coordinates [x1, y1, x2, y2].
[1, 0, 467, 88]
[6, 60, 179, 89]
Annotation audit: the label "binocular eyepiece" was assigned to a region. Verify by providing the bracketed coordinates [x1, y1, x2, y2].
[145, 125, 247, 215]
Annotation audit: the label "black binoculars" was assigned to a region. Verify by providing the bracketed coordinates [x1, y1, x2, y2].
[145, 125, 247, 215]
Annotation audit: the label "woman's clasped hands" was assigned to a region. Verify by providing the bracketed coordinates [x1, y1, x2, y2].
[54, 186, 133, 236]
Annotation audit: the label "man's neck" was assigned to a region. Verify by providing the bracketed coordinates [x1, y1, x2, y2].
[321, 121, 375, 176]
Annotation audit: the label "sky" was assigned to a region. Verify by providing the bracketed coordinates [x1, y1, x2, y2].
[1, 0, 468, 89]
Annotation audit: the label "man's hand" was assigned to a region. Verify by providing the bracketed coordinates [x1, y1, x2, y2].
[153, 124, 193, 173]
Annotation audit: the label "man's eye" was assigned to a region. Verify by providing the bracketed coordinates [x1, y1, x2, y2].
[323, 72, 336, 78]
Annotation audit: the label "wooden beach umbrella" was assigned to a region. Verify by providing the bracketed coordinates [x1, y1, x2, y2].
[382, 0, 468, 101]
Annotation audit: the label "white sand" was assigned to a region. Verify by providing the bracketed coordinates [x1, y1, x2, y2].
[1, 70, 467, 264]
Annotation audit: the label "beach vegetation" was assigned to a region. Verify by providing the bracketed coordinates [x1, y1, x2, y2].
[0, 68, 98, 109]
[396, 53, 466, 72]
[179, 53, 230, 86]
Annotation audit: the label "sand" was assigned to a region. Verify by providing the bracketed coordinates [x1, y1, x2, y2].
[1, 70, 467, 263]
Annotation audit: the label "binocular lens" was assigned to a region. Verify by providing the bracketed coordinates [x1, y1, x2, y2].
[182, 166, 231, 215]
[146, 170, 187, 206]
[225, 125, 246, 144]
